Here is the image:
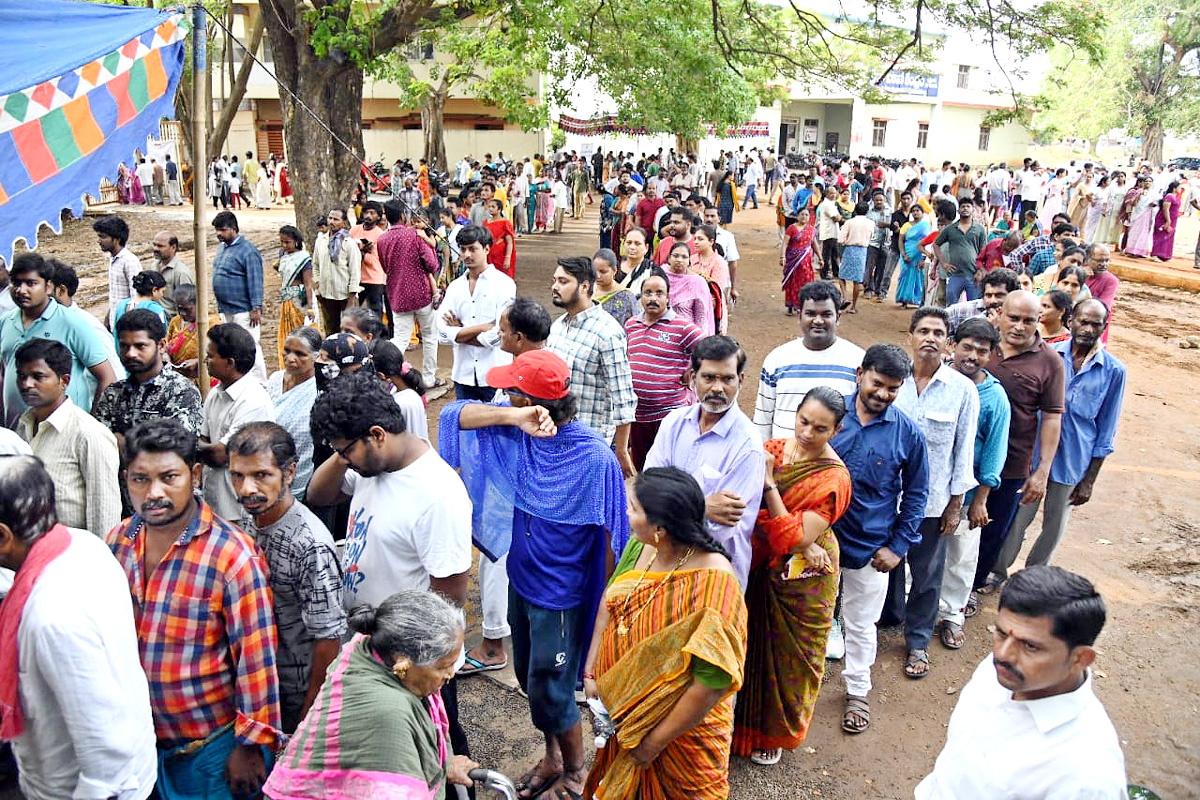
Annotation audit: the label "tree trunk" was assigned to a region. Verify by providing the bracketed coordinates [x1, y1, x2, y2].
[420, 88, 448, 172]
[1141, 119, 1164, 167]
[1088, 136, 1099, 155]
[208, 11, 266, 157]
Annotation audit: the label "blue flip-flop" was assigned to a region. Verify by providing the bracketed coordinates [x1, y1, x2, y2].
[459, 655, 507, 676]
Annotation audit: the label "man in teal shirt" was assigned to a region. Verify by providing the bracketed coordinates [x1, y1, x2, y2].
[0, 253, 114, 428]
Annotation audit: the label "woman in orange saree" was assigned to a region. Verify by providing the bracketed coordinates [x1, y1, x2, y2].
[732, 387, 852, 766]
[582, 467, 747, 800]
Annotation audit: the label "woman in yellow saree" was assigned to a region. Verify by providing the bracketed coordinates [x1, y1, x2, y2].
[732, 386, 852, 766]
[582, 467, 747, 800]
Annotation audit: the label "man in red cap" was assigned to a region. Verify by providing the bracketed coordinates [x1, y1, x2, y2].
[438, 350, 629, 800]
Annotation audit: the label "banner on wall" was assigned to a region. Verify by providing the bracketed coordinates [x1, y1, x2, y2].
[558, 115, 770, 139]
[0, 0, 188, 263]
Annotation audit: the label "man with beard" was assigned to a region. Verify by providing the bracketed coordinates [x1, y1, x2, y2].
[651, 207, 697, 265]
[974, 291, 1065, 594]
[755, 281, 864, 441]
[937, 318, 1011, 647]
[644, 334, 765, 587]
[547, 256, 636, 473]
[108, 419, 282, 799]
[885, 308, 978, 680]
[703, 202, 742, 304]
[0, 254, 115, 428]
[94, 215, 141, 328]
[95, 310, 202, 513]
[197, 324, 276, 523]
[944, 268, 1021, 336]
[935, 198, 989, 305]
[917, 566, 1126, 799]
[229, 422, 346, 733]
[312, 207, 362, 334]
[995, 299, 1124, 575]
[14, 340, 121, 537]
[306, 372, 473, 769]
[350, 200, 390, 333]
[831, 344, 929, 734]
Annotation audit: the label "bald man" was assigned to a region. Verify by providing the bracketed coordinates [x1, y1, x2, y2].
[973, 291, 1065, 593]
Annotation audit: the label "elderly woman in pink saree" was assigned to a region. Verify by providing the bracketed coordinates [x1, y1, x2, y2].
[1151, 181, 1182, 262]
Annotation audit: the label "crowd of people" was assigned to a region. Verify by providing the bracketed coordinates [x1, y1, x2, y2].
[0, 138, 1149, 800]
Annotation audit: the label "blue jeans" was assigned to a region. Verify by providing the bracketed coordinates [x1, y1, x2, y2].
[741, 183, 759, 208]
[946, 274, 981, 305]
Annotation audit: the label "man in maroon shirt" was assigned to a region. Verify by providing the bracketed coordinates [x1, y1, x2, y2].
[376, 200, 441, 388]
[633, 182, 665, 232]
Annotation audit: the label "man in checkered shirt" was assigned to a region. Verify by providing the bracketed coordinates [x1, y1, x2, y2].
[547, 256, 636, 475]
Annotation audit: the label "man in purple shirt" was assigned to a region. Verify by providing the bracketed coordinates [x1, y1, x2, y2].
[644, 335, 765, 586]
[376, 201, 440, 387]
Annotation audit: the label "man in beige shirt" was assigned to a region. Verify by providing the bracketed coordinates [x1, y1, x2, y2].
[14, 339, 121, 537]
[312, 207, 362, 333]
[147, 231, 195, 318]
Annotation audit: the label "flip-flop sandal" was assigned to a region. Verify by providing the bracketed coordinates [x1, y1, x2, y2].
[939, 620, 965, 650]
[964, 591, 980, 618]
[904, 649, 931, 679]
[842, 695, 870, 734]
[548, 786, 583, 800]
[514, 768, 561, 800]
[458, 655, 507, 676]
[750, 748, 783, 765]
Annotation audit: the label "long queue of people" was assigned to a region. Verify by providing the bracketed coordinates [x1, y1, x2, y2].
[0, 146, 1133, 800]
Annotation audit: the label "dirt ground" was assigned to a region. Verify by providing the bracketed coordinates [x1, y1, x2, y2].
[28, 199, 1200, 798]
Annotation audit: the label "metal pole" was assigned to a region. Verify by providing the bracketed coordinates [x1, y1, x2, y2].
[192, 5, 211, 396]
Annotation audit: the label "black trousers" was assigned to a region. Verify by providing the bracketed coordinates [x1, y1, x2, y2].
[441, 678, 475, 799]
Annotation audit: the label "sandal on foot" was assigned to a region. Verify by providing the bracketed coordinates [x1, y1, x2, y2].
[749, 748, 783, 765]
[939, 620, 965, 650]
[842, 695, 870, 734]
[964, 591, 980, 618]
[905, 649, 931, 679]
[458, 655, 507, 676]
[515, 767, 561, 799]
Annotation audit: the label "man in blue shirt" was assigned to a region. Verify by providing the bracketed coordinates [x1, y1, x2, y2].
[831, 343, 929, 734]
[211, 211, 266, 380]
[790, 173, 816, 217]
[938, 318, 1012, 648]
[997, 298, 1124, 573]
[0, 253, 115, 429]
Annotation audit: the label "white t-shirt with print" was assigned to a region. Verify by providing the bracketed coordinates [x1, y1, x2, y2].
[340, 445, 472, 610]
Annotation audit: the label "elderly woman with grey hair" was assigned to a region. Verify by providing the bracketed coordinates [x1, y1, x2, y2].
[263, 589, 478, 798]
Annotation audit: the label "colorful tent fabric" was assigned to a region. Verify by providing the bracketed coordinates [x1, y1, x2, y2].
[0, 0, 188, 264]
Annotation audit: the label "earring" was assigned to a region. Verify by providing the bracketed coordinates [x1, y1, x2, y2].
[653, 531, 661, 546]
[393, 665, 408, 681]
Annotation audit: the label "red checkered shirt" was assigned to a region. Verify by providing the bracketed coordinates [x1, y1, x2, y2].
[107, 501, 283, 748]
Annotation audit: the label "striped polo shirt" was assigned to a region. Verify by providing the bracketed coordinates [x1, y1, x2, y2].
[625, 309, 705, 422]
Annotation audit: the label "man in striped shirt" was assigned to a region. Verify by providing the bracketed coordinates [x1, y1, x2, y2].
[624, 267, 705, 470]
[754, 280, 865, 441]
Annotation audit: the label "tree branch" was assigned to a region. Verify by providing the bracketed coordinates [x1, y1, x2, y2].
[209, 9, 267, 155]
[875, 0, 922, 86]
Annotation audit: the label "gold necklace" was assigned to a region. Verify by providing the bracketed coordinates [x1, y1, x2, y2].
[615, 546, 694, 636]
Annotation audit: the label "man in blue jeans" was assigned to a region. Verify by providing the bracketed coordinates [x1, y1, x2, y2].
[934, 198, 988, 306]
[441, 350, 629, 800]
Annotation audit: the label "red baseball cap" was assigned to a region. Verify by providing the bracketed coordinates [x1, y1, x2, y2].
[486, 350, 571, 400]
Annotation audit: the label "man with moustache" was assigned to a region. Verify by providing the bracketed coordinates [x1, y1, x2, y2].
[644, 334, 765, 587]
[884, 308, 978, 679]
[229, 422, 346, 733]
[944, 268, 1021, 336]
[108, 419, 281, 799]
[146, 232, 194, 318]
[703, 203, 742, 304]
[995, 299, 1125, 575]
[350, 200, 390, 333]
[937, 318, 1011, 646]
[831, 344, 929, 733]
[917, 566, 1126, 799]
[974, 291, 1065, 593]
[94, 215, 140, 328]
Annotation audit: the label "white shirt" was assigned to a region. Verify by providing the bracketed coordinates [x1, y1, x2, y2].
[893, 365, 979, 517]
[391, 387, 429, 440]
[753, 336, 865, 441]
[916, 657, 1127, 800]
[987, 168, 1010, 195]
[13, 529, 157, 800]
[340, 445, 472, 610]
[437, 266, 515, 387]
[0, 285, 15, 316]
[201, 373, 276, 521]
[551, 180, 568, 207]
[714, 226, 739, 263]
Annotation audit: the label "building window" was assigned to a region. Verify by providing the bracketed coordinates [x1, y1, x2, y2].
[917, 122, 929, 149]
[957, 65, 971, 89]
[872, 119, 887, 148]
[408, 39, 434, 60]
[978, 126, 991, 151]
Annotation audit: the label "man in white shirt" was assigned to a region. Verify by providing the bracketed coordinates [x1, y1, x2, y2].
[48, 262, 126, 386]
[916, 565, 1126, 800]
[755, 280, 865, 441]
[0, 455, 156, 800]
[703, 203, 743, 304]
[986, 163, 1011, 224]
[197, 324, 276, 522]
[438, 225, 516, 401]
[740, 156, 763, 209]
[94, 215, 141, 328]
[895, 159, 918, 205]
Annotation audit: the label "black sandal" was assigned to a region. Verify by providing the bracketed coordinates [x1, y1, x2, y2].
[842, 694, 870, 734]
[904, 649, 931, 679]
